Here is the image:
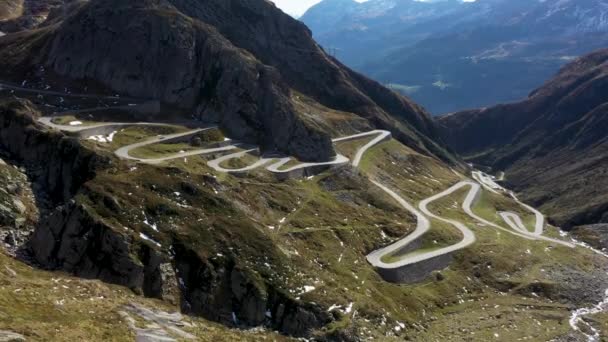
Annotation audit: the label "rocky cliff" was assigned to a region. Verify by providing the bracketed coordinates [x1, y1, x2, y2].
[0, 0, 453, 164]
[438, 48, 608, 228]
[0, 99, 339, 338]
[0, 99, 104, 202]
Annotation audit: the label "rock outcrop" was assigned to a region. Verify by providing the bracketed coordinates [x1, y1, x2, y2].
[0, 155, 37, 256]
[173, 244, 332, 337]
[0, 100, 163, 296]
[0, 99, 104, 202]
[30, 202, 151, 294]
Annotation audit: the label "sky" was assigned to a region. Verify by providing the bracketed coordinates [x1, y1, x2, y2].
[270, 0, 322, 17]
[270, 0, 368, 17]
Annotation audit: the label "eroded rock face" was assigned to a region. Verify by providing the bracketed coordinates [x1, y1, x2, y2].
[0, 157, 37, 256]
[30, 202, 144, 290]
[173, 244, 332, 337]
[169, 0, 438, 139]
[41, 0, 334, 162]
[0, 100, 105, 203]
[0, 100, 166, 297]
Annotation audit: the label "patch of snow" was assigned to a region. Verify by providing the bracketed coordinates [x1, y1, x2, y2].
[327, 304, 341, 312]
[143, 218, 158, 232]
[300, 286, 315, 295]
[69, 121, 83, 126]
[139, 232, 161, 248]
[394, 321, 406, 332]
[87, 131, 117, 143]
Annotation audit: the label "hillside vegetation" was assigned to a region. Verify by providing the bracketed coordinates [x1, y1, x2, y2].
[438, 49, 608, 229]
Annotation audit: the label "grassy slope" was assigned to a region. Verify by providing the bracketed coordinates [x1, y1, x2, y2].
[356, 140, 608, 340]
[0, 252, 291, 341]
[170, 137, 608, 339]
[9, 118, 608, 339]
[128, 142, 197, 159]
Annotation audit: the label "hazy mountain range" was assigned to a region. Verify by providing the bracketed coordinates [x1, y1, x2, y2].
[301, 0, 608, 114]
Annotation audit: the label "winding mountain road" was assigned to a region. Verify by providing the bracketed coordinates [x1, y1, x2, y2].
[472, 171, 572, 246]
[37, 117, 575, 279]
[207, 129, 389, 175]
[113, 128, 238, 164]
[500, 212, 532, 235]
[365, 181, 478, 269]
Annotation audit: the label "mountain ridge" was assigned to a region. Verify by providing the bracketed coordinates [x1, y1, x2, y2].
[437, 48, 608, 228]
[301, 0, 608, 114]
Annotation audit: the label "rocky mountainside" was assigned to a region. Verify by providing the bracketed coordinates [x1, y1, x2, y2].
[438, 48, 608, 228]
[301, 0, 608, 114]
[0, 0, 452, 164]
